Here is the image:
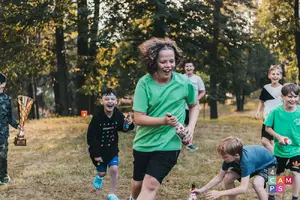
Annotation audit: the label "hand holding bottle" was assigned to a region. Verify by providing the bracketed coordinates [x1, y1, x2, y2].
[166, 113, 191, 145]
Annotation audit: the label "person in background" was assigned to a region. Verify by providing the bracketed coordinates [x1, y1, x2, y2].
[183, 61, 206, 151]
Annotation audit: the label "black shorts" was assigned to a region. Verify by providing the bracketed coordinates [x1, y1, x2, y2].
[184, 109, 189, 125]
[132, 150, 180, 184]
[231, 163, 276, 188]
[261, 124, 273, 140]
[276, 155, 300, 174]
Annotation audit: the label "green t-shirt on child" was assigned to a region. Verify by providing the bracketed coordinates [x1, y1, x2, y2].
[264, 105, 300, 158]
[133, 72, 197, 152]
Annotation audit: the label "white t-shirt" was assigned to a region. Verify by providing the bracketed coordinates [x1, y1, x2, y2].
[184, 74, 205, 109]
[259, 83, 283, 119]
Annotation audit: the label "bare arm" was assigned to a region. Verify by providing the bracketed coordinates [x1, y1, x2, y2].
[265, 126, 285, 144]
[133, 111, 178, 127]
[195, 169, 226, 194]
[206, 176, 250, 199]
[196, 90, 206, 101]
[184, 103, 200, 141]
[255, 100, 264, 120]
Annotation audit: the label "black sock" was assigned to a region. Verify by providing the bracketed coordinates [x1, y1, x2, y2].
[292, 196, 298, 200]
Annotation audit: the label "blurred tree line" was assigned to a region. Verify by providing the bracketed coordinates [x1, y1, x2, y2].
[0, 0, 299, 119]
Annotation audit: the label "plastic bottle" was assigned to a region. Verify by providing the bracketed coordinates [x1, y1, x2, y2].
[123, 112, 131, 130]
[284, 137, 292, 145]
[188, 184, 197, 200]
[166, 113, 191, 145]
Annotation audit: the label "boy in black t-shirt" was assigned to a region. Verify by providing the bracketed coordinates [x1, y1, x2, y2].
[87, 88, 134, 200]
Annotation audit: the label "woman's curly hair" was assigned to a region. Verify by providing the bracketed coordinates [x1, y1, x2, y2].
[138, 37, 183, 75]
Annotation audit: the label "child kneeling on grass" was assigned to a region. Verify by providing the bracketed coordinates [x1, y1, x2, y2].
[87, 88, 134, 200]
[194, 136, 276, 200]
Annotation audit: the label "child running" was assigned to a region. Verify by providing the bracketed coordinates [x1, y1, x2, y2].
[87, 88, 134, 200]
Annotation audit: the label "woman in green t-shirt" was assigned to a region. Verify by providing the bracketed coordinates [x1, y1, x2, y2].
[129, 38, 199, 200]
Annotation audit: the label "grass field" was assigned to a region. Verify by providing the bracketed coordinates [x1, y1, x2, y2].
[1, 100, 294, 199]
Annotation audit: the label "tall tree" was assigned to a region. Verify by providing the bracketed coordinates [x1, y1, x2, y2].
[53, 1, 70, 116]
[294, 0, 300, 79]
[257, 0, 298, 81]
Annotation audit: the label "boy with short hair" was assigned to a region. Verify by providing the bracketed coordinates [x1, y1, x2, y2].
[194, 136, 276, 200]
[183, 62, 206, 151]
[87, 88, 134, 200]
[0, 73, 22, 185]
[255, 65, 283, 153]
[265, 83, 300, 200]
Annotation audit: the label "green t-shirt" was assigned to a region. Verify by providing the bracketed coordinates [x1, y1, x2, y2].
[133, 72, 197, 152]
[264, 105, 300, 158]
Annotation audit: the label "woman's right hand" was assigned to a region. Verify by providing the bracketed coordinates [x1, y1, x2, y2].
[165, 113, 178, 127]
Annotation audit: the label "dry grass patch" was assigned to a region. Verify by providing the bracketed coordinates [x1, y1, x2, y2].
[0, 108, 294, 200]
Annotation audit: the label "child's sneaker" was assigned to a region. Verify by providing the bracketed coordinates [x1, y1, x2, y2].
[108, 194, 119, 200]
[0, 175, 10, 186]
[186, 144, 199, 152]
[93, 175, 103, 190]
[268, 195, 275, 200]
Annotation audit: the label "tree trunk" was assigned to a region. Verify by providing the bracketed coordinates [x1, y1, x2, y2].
[236, 94, 244, 111]
[209, 74, 218, 119]
[295, 0, 300, 80]
[51, 72, 60, 114]
[31, 76, 39, 119]
[55, 26, 69, 116]
[26, 76, 39, 119]
[77, 0, 89, 56]
[209, 0, 222, 119]
[90, 0, 100, 58]
[153, 0, 167, 37]
[74, 0, 91, 115]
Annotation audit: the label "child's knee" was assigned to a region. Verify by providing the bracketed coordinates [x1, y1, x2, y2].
[224, 173, 237, 184]
[252, 178, 264, 190]
[98, 171, 106, 177]
[109, 165, 118, 174]
[292, 171, 300, 179]
[143, 175, 160, 191]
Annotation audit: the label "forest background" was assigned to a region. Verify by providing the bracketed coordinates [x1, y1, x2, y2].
[0, 0, 300, 119]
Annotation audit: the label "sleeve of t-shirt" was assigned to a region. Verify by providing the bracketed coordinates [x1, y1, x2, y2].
[264, 109, 275, 127]
[186, 81, 197, 105]
[197, 76, 205, 91]
[259, 87, 268, 102]
[241, 161, 255, 178]
[133, 79, 149, 113]
[87, 116, 102, 157]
